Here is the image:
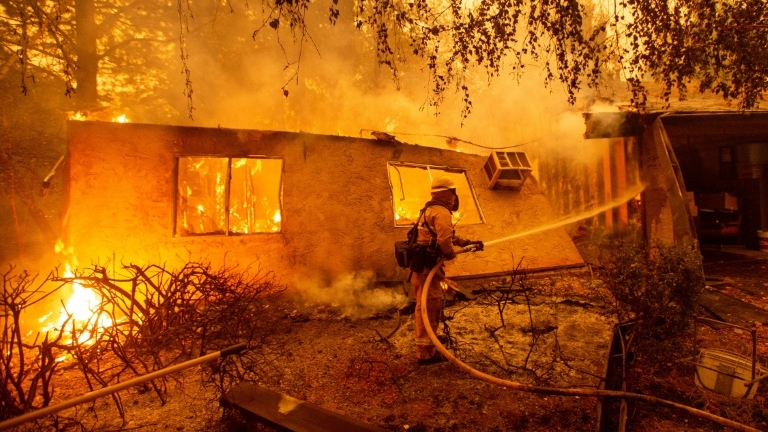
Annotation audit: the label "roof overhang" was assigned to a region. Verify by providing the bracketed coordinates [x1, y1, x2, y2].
[583, 110, 768, 147]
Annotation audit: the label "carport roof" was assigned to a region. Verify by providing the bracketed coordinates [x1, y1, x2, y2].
[583, 110, 768, 147]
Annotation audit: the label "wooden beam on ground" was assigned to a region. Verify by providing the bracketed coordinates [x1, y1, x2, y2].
[221, 382, 387, 432]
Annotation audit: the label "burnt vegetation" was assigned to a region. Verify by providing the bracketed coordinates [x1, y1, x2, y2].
[481, 281, 597, 382]
[1, 267, 68, 422]
[434, 259, 608, 385]
[1, 261, 285, 428]
[595, 238, 706, 389]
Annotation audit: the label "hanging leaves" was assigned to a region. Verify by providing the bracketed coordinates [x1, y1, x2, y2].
[4, 0, 765, 119]
[320, 0, 766, 113]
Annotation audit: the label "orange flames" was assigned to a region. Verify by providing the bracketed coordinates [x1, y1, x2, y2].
[39, 265, 114, 347]
[177, 156, 282, 235]
[67, 111, 130, 122]
[39, 241, 114, 350]
[68, 111, 87, 121]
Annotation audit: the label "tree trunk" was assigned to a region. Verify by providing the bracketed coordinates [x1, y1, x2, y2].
[74, 0, 99, 110]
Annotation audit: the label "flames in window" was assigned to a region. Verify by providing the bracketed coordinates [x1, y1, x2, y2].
[388, 164, 483, 227]
[176, 157, 282, 236]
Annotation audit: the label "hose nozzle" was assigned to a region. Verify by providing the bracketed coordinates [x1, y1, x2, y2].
[459, 243, 483, 254]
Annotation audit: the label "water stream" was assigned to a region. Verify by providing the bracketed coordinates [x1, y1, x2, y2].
[483, 183, 646, 247]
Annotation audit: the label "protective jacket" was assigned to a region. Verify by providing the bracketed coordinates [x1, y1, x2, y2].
[413, 194, 473, 274]
[410, 191, 473, 361]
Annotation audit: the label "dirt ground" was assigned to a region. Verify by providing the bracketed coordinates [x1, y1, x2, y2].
[9, 248, 768, 432]
[701, 247, 768, 313]
[618, 246, 768, 432]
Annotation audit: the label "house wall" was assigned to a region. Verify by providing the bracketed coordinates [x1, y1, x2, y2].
[64, 121, 584, 289]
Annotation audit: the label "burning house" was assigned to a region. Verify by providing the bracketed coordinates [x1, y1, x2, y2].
[62, 120, 585, 290]
[64, 110, 765, 287]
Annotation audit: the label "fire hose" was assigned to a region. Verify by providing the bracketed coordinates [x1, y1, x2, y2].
[0, 343, 248, 431]
[421, 250, 760, 432]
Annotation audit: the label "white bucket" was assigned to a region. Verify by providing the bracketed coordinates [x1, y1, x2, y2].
[759, 231, 768, 252]
[695, 349, 759, 398]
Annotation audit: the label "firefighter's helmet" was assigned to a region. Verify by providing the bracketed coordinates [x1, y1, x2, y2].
[431, 176, 456, 192]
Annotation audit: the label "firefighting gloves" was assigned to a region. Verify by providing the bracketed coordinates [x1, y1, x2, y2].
[471, 240, 484, 251]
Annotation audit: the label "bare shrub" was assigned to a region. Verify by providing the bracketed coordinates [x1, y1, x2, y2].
[2, 260, 285, 427]
[52, 261, 286, 396]
[1, 266, 68, 421]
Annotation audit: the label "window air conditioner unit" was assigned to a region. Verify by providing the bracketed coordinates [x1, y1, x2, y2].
[483, 151, 532, 190]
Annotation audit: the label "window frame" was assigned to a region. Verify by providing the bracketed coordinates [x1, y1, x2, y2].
[387, 162, 485, 228]
[173, 155, 284, 237]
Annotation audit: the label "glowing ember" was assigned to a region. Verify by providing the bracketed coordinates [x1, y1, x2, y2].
[112, 114, 129, 123]
[37, 311, 54, 324]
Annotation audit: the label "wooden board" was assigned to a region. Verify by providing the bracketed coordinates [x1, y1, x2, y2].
[220, 382, 387, 432]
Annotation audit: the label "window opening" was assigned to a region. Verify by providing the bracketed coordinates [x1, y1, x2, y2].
[176, 157, 283, 236]
[387, 163, 484, 227]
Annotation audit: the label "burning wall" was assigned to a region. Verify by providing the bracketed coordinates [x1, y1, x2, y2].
[64, 121, 584, 289]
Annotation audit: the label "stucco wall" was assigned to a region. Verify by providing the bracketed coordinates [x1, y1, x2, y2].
[64, 121, 584, 289]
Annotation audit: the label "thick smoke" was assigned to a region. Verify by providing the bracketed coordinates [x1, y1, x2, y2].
[3, 0, 634, 279]
[123, 1, 641, 272]
[142, 0, 611, 155]
[293, 270, 409, 319]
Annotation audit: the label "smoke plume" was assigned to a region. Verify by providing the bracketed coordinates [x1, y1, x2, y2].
[293, 270, 410, 319]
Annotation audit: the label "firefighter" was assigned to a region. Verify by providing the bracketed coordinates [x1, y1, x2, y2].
[410, 175, 483, 364]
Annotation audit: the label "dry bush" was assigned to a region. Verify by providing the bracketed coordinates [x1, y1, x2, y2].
[1, 260, 286, 427]
[1, 266, 69, 422]
[53, 261, 287, 397]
